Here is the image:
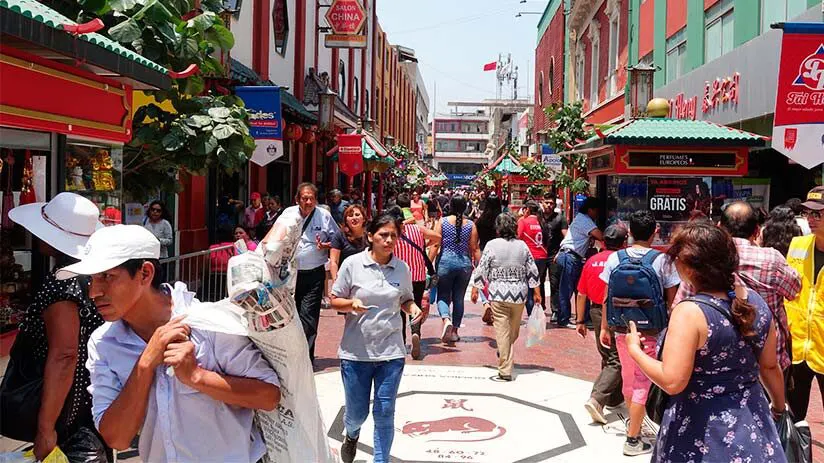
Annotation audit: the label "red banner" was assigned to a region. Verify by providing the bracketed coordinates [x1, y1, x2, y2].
[338, 134, 364, 177]
[772, 24, 824, 169]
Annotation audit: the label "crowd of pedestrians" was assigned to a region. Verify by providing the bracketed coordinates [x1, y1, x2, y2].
[2, 181, 821, 463]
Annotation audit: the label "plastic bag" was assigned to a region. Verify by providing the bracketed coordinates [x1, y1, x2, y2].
[525, 304, 547, 347]
[0, 447, 69, 463]
[775, 409, 812, 463]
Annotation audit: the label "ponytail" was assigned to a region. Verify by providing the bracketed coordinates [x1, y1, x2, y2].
[455, 214, 464, 244]
[729, 280, 757, 341]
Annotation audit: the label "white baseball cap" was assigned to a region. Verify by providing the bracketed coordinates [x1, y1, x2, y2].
[56, 224, 161, 280]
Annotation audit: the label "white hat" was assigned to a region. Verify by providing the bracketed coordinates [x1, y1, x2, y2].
[56, 224, 160, 280]
[9, 192, 102, 259]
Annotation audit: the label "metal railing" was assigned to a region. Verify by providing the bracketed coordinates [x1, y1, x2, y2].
[158, 244, 234, 302]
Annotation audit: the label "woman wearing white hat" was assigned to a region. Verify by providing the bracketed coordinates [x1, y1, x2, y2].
[0, 192, 108, 461]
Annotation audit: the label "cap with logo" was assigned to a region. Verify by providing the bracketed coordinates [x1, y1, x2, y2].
[56, 224, 161, 280]
[801, 186, 824, 211]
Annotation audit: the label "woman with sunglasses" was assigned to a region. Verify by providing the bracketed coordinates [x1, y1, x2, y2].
[143, 200, 173, 258]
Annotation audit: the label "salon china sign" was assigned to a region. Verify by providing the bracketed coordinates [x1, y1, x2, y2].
[669, 72, 741, 120]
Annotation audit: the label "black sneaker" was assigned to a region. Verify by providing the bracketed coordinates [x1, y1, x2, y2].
[623, 437, 652, 456]
[341, 434, 358, 463]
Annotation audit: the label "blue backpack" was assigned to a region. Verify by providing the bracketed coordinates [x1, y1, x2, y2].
[606, 249, 668, 331]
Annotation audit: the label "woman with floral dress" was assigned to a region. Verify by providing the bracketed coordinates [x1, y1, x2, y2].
[627, 222, 786, 462]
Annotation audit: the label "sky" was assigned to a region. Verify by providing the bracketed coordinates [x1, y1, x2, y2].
[375, 0, 544, 117]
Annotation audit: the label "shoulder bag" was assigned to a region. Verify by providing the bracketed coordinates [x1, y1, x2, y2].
[646, 295, 740, 424]
[400, 234, 438, 289]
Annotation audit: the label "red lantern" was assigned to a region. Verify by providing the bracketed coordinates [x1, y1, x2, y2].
[284, 123, 303, 141]
[299, 128, 316, 144]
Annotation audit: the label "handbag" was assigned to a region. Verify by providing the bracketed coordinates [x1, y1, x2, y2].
[645, 295, 745, 425]
[0, 331, 49, 441]
[400, 234, 438, 289]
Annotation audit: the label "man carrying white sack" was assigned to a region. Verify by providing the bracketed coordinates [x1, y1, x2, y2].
[57, 225, 281, 462]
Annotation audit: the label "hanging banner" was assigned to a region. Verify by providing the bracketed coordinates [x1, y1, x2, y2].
[235, 86, 284, 166]
[338, 133, 364, 177]
[772, 23, 824, 169]
[647, 177, 712, 222]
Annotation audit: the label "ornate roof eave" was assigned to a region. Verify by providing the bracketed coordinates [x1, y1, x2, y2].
[568, 0, 603, 35]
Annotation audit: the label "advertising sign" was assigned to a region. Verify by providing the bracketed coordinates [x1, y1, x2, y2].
[772, 23, 824, 169]
[235, 86, 284, 166]
[647, 177, 712, 222]
[324, 0, 367, 48]
[338, 133, 364, 177]
[540, 144, 561, 177]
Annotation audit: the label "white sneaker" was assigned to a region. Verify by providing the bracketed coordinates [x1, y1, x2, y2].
[441, 320, 454, 343]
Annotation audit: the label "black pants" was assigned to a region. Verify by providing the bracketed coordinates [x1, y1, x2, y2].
[590, 304, 623, 407]
[788, 360, 824, 421]
[548, 256, 561, 314]
[295, 266, 326, 362]
[401, 281, 426, 343]
[526, 259, 548, 316]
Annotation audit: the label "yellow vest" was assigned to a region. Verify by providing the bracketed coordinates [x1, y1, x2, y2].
[785, 234, 824, 374]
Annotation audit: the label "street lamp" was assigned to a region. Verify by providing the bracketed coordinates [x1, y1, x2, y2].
[318, 87, 337, 130]
[515, 11, 542, 17]
[384, 134, 395, 148]
[363, 117, 375, 133]
[627, 62, 658, 119]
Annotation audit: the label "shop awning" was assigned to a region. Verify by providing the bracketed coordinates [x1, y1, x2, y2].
[575, 118, 768, 149]
[0, 0, 171, 90]
[228, 59, 314, 124]
[486, 152, 523, 175]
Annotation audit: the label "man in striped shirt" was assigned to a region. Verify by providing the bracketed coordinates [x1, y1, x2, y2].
[392, 196, 442, 360]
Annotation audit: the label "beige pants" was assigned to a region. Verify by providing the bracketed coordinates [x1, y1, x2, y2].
[491, 301, 525, 376]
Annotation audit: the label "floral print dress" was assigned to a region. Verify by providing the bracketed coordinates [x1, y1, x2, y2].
[654, 293, 786, 462]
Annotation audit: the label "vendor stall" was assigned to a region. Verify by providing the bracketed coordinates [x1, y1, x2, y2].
[563, 101, 766, 246]
[476, 151, 553, 212]
[0, 0, 169, 346]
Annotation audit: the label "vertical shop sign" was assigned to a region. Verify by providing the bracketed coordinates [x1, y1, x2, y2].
[338, 134, 364, 177]
[647, 177, 712, 222]
[235, 86, 284, 166]
[772, 23, 824, 169]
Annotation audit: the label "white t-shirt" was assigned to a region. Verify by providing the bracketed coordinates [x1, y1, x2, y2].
[599, 246, 681, 289]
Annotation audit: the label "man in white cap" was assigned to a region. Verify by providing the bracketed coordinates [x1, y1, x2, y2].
[57, 225, 280, 462]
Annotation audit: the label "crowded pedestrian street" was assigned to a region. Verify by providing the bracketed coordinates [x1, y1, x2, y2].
[3, 0, 824, 462]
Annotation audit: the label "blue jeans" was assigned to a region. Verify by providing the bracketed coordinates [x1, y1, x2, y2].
[436, 265, 472, 328]
[556, 251, 584, 326]
[341, 358, 405, 463]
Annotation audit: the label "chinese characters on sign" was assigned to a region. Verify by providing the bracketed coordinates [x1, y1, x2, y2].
[669, 72, 741, 120]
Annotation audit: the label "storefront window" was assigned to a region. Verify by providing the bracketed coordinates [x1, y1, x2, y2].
[64, 140, 123, 225]
[0, 127, 52, 333]
[705, 0, 734, 63]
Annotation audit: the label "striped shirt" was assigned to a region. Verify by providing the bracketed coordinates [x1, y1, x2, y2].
[395, 223, 427, 282]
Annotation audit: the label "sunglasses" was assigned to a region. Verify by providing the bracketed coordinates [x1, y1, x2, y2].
[803, 210, 822, 220]
[150, 208, 162, 212]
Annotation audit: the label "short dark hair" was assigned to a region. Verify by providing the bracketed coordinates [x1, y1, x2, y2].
[720, 201, 758, 239]
[525, 201, 541, 216]
[396, 193, 411, 208]
[495, 212, 518, 240]
[119, 259, 163, 289]
[579, 197, 599, 215]
[785, 198, 804, 215]
[629, 210, 656, 242]
[295, 182, 318, 198]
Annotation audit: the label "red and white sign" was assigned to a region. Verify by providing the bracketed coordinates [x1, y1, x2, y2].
[324, 34, 367, 49]
[773, 24, 824, 169]
[325, 0, 366, 35]
[337, 134, 364, 177]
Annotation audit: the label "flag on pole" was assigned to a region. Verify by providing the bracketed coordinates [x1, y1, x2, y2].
[483, 61, 497, 71]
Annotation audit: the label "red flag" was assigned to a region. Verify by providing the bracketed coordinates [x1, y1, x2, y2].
[483, 61, 497, 71]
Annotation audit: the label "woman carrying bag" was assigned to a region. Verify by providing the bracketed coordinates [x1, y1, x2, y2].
[1, 193, 108, 462]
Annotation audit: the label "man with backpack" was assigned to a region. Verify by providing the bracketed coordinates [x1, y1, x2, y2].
[598, 210, 681, 456]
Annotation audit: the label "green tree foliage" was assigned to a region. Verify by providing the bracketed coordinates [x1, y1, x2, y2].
[543, 102, 590, 194]
[56, 0, 255, 200]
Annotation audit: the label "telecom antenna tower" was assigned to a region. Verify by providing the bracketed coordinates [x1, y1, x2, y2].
[496, 53, 519, 100]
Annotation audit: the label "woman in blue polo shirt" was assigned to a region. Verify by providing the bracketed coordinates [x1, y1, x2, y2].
[331, 213, 424, 463]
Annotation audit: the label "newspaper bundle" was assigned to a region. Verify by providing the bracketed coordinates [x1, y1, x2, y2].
[174, 208, 336, 463]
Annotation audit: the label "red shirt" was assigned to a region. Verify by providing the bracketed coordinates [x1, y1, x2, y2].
[577, 250, 615, 305]
[518, 215, 548, 260]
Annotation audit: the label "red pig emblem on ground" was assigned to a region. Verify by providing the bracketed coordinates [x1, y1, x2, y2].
[401, 416, 507, 442]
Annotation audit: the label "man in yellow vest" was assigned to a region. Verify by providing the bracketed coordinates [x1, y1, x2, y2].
[785, 186, 824, 421]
